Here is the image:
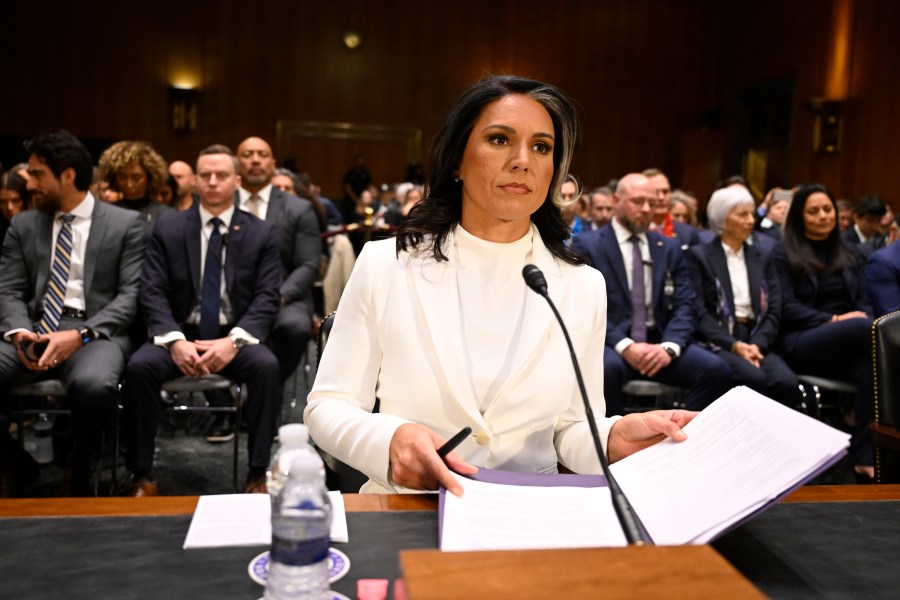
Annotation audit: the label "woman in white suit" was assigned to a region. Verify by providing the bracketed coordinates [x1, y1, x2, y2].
[305, 75, 695, 495]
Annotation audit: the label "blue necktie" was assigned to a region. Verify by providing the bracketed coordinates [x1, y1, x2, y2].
[630, 236, 647, 343]
[199, 217, 224, 340]
[38, 214, 76, 334]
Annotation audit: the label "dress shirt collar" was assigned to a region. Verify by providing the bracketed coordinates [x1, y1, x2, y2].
[611, 217, 646, 246]
[56, 191, 94, 221]
[238, 184, 272, 204]
[199, 204, 235, 229]
[720, 240, 745, 260]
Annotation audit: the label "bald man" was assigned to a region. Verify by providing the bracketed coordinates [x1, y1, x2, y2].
[571, 173, 731, 415]
[235, 137, 321, 387]
[168, 160, 197, 211]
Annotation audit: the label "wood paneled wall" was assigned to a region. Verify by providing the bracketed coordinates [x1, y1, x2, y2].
[2, 0, 897, 208]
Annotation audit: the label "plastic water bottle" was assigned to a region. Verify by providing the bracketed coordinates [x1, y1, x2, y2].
[266, 424, 322, 500]
[265, 452, 333, 600]
[32, 413, 54, 464]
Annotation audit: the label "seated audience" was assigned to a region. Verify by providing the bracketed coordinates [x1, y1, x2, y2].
[843, 194, 887, 258]
[836, 198, 854, 233]
[168, 160, 198, 211]
[123, 144, 283, 496]
[0, 168, 32, 254]
[560, 175, 585, 240]
[587, 186, 614, 230]
[0, 131, 145, 496]
[756, 188, 791, 241]
[572, 173, 731, 416]
[98, 141, 173, 227]
[688, 186, 800, 406]
[642, 168, 701, 248]
[865, 213, 900, 317]
[306, 75, 696, 495]
[669, 192, 696, 227]
[772, 183, 874, 479]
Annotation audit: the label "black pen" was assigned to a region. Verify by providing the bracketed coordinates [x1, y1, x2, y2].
[436, 426, 472, 459]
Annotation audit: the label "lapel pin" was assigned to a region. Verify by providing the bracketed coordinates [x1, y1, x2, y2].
[232, 225, 240, 231]
[656, 241, 664, 247]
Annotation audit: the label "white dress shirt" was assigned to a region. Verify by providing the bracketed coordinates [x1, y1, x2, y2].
[153, 205, 258, 348]
[722, 242, 754, 320]
[610, 219, 681, 357]
[238, 184, 272, 220]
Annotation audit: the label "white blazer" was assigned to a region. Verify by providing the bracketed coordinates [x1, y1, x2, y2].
[305, 225, 616, 493]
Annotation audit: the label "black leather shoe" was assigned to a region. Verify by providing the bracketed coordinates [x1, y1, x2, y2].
[205, 414, 235, 443]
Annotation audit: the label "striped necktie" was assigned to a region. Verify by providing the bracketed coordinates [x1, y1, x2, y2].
[38, 214, 76, 333]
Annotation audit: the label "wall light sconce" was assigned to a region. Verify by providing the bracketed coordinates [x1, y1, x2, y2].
[342, 30, 362, 50]
[805, 98, 842, 154]
[168, 85, 199, 133]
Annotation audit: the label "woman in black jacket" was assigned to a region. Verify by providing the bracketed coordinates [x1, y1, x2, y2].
[689, 185, 800, 406]
[772, 183, 873, 478]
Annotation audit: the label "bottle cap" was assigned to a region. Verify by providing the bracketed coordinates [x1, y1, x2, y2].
[278, 424, 310, 447]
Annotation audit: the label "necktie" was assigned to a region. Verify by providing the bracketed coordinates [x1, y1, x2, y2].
[199, 217, 224, 339]
[38, 214, 76, 334]
[247, 194, 261, 218]
[630, 236, 647, 343]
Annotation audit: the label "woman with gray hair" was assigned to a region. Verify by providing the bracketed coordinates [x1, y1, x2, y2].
[687, 186, 801, 406]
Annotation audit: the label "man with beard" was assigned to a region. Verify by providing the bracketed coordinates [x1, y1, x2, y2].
[0, 130, 145, 496]
[571, 173, 731, 416]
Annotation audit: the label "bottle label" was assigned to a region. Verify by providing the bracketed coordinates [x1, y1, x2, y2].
[270, 535, 329, 567]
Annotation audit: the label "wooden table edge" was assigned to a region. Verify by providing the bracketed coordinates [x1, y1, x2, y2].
[2, 485, 898, 518]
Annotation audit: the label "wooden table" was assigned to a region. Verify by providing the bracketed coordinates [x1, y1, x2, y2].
[3, 484, 898, 518]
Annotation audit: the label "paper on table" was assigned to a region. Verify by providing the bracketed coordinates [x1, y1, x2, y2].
[183, 490, 349, 549]
[609, 386, 850, 546]
[440, 473, 627, 551]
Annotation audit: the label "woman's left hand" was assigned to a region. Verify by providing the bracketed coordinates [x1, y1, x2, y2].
[607, 410, 698, 463]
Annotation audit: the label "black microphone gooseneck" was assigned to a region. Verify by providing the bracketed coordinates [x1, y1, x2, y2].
[522, 264, 650, 545]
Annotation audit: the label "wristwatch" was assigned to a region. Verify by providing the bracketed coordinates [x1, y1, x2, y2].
[229, 333, 248, 349]
[663, 346, 677, 361]
[78, 327, 96, 345]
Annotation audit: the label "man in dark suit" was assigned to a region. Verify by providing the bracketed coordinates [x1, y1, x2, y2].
[843, 195, 887, 258]
[571, 173, 731, 416]
[866, 216, 900, 317]
[643, 168, 701, 249]
[122, 144, 283, 496]
[235, 137, 320, 386]
[0, 131, 145, 495]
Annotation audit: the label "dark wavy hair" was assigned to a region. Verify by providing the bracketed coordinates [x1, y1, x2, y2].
[23, 130, 93, 191]
[0, 168, 32, 209]
[396, 75, 584, 265]
[782, 183, 856, 273]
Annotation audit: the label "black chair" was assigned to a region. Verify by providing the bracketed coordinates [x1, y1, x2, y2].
[796, 375, 857, 425]
[870, 311, 900, 483]
[314, 312, 371, 493]
[622, 380, 688, 413]
[160, 374, 242, 492]
[9, 379, 120, 496]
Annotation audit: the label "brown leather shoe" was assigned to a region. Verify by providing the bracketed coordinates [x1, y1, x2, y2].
[126, 479, 159, 497]
[243, 476, 267, 494]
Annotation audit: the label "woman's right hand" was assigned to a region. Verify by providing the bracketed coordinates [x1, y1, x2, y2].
[388, 423, 478, 496]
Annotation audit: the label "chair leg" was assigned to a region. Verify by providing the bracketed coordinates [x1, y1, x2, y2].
[232, 384, 241, 493]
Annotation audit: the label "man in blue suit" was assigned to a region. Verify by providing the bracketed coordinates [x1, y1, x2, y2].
[122, 144, 283, 496]
[571, 173, 731, 415]
[866, 216, 900, 317]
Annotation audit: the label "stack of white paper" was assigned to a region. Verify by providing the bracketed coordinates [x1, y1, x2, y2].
[439, 386, 850, 550]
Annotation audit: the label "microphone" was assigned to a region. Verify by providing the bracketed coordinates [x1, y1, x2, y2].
[522, 264, 650, 545]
